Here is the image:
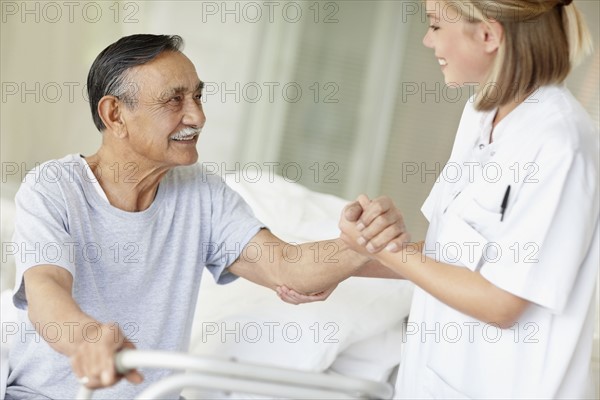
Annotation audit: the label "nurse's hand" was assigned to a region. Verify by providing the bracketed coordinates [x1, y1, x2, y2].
[342, 194, 410, 254]
[275, 284, 337, 305]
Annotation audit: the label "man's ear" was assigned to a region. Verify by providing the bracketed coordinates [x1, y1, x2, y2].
[98, 95, 128, 138]
[476, 19, 504, 54]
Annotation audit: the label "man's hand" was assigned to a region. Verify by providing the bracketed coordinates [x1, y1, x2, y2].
[341, 194, 410, 254]
[24, 266, 144, 390]
[275, 284, 338, 305]
[70, 323, 143, 389]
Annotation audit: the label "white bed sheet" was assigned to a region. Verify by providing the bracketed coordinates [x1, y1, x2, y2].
[328, 320, 406, 383]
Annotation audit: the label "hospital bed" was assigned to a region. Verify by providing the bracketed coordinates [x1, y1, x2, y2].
[0, 174, 414, 399]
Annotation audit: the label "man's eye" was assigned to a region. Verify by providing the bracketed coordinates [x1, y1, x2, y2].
[170, 96, 183, 103]
[194, 94, 202, 102]
[429, 25, 440, 31]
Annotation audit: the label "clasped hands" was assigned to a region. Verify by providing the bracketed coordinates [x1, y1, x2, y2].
[339, 194, 410, 255]
[277, 194, 410, 304]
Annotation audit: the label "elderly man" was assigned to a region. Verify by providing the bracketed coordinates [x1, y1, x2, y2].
[6, 34, 406, 399]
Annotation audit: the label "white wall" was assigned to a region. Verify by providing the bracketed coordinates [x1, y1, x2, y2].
[0, 0, 269, 191]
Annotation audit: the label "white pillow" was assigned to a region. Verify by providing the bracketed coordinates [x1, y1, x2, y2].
[221, 173, 347, 243]
[329, 319, 407, 382]
[190, 274, 413, 371]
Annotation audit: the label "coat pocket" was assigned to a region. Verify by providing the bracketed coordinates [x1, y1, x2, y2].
[434, 211, 489, 271]
[424, 364, 472, 399]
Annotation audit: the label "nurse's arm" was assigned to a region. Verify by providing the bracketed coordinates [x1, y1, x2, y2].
[274, 259, 405, 304]
[376, 244, 529, 329]
[340, 219, 530, 329]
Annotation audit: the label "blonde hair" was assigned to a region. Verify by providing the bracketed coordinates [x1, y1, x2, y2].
[447, 0, 593, 111]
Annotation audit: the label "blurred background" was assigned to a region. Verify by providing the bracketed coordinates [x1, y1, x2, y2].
[1, 0, 598, 240]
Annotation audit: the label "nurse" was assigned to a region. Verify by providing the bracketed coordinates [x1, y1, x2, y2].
[289, 0, 598, 398]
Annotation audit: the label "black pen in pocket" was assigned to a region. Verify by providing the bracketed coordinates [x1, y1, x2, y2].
[500, 185, 511, 221]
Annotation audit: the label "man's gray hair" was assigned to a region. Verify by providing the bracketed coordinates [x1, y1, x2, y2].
[87, 34, 183, 131]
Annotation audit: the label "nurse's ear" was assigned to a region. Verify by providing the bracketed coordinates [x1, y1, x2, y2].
[475, 19, 504, 54]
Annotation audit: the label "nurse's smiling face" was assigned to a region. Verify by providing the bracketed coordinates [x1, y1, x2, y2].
[422, 0, 498, 87]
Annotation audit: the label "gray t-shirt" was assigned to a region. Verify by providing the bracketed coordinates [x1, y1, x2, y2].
[7, 154, 264, 399]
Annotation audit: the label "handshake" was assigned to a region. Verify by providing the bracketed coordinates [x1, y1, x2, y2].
[276, 194, 412, 305]
[339, 194, 411, 255]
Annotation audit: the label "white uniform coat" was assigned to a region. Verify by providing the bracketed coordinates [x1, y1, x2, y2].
[395, 85, 599, 399]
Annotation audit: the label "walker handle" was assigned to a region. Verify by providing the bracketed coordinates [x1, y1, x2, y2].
[75, 349, 394, 399]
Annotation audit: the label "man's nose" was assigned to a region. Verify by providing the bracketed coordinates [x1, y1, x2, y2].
[182, 99, 206, 129]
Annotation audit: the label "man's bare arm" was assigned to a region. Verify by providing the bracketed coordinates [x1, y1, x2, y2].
[24, 265, 142, 388]
[228, 229, 371, 294]
[25, 265, 97, 355]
